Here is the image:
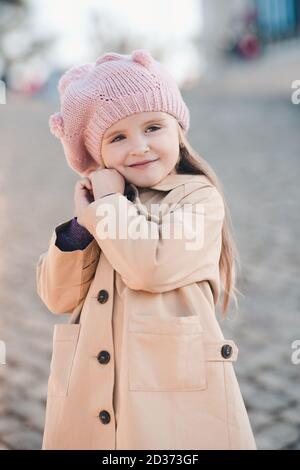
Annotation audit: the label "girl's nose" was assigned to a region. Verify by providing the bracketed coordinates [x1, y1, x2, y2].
[129, 142, 149, 155]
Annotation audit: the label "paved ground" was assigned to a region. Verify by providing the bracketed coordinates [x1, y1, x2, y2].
[0, 49, 299, 450]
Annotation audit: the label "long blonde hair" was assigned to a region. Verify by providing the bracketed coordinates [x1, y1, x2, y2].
[176, 123, 241, 317]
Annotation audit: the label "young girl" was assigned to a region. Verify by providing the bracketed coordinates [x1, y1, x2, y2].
[36, 49, 256, 450]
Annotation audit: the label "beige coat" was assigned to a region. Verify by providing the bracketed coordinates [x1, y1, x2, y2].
[36, 173, 256, 450]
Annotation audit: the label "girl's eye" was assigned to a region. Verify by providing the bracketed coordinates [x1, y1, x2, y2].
[110, 125, 161, 143]
[147, 125, 161, 132]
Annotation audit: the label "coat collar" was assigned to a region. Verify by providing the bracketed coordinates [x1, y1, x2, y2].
[123, 173, 211, 223]
[149, 173, 209, 191]
[126, 173, 210, 196]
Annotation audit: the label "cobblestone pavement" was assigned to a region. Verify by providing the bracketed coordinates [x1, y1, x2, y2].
[0, 53, 299, 450]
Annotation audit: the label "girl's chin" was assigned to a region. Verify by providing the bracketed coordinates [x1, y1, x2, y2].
[131, 174, 167, 188]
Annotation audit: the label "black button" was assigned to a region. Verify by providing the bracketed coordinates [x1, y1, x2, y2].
[97, 350, 110, 364]
[221, 344, 233, 359]
[97, 289, 109, 304]
[99, 410, 111, 424]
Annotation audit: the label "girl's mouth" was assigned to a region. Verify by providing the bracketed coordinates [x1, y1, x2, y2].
[129, 159, 158, 169]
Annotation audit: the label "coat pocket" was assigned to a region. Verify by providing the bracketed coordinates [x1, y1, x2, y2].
[128, 315, 207, 391]
[47, 323, 81, 397]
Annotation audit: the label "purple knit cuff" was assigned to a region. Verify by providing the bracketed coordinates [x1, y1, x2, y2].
[55, 217, 94, 252]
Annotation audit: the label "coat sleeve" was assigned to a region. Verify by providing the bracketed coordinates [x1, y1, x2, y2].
[36, 219, 101, 314]
[77, 185, 225, 294]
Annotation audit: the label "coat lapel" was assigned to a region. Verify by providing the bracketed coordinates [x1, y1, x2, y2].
[149, 173, 209, 191]
[124, 173, 210, 223]
[125, 173, 209, 196]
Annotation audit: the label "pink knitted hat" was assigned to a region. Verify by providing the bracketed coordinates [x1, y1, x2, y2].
[49, 49, 190, 177]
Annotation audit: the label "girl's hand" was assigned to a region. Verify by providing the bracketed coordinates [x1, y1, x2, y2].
[74, 177, 95, 218]
[88, 168, 125, 200]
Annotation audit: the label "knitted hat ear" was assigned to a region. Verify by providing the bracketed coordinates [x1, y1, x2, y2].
[95, 52, 126, 66]
[58, 63, 94, 96]
[49, 112, 65, 138]
[131, 49, 154, 69]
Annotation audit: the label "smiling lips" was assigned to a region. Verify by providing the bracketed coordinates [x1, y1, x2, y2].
[129, 159, 158, 168]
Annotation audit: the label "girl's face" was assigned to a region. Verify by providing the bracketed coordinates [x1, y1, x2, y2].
[101, 111, 180, 187]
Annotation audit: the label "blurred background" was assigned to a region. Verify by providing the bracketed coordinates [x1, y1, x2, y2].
[0, 0, 299, 450]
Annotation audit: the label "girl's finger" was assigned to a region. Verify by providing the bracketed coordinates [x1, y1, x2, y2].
[79, 177, 92, 190]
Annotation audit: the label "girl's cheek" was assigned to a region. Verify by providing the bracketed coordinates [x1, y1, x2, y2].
[113, 155, 126, 168]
